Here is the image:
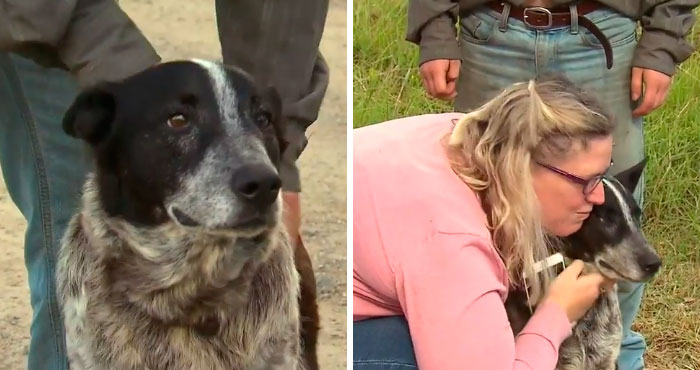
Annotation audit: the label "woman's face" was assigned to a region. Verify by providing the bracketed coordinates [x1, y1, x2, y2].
[532, 135, 613, 237]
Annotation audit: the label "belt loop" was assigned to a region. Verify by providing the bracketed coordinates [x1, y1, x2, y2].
[569, 4, 579, 34]
[499, 2, 511, 32]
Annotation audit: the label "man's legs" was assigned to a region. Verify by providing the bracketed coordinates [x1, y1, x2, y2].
[455, 7, 647, 369]
[214, 1, 330, 369]
[0, 52, 88, 370]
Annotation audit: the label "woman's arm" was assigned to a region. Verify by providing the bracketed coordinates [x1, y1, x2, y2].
[396, 232, 572, 370]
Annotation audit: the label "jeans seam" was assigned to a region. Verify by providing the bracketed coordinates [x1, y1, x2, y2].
[354, 360, 418, 368]
[4, 56, 66, 370]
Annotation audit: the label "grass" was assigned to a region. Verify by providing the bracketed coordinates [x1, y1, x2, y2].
[353, 1, 700, 368]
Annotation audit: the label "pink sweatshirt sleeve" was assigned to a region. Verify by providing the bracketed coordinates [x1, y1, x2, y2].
[395, 232, 573, 370]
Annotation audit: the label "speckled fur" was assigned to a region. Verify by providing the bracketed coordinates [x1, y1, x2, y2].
[57, 175, 302, 370]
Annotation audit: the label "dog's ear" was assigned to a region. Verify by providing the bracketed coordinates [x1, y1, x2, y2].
[614, 157, 647, 194]
[62, 83, 116, 146]
[261, 85, 289, 154]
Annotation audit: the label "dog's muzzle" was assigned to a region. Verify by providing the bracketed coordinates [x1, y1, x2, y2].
[231, 163, 281, 211]
[171, 207, 201, 227]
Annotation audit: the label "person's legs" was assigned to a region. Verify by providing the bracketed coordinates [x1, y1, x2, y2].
[214, 2, 330, 369]
[546, 11, 647, 369]
[215, 0, 330, 194]
[455, 7, 647, 369]
[354, 316, 418, 370]
[454, 7, 537, 112]
[0, 52, 88, 370]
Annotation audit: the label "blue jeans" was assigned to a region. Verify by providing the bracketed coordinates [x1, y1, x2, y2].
[0, 52, 88, 370]
[354, 316, 418, 369]
[455, 6, 647, 370]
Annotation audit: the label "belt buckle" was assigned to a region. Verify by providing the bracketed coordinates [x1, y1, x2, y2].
[523, 6, 553, 29]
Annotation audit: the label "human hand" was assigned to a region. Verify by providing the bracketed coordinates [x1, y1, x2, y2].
[631, 67, 672, 117]
[542, 260, 616, 322]
[419, 59, 461, 100]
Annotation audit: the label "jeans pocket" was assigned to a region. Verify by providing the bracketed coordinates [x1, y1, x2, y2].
[579, 11, 638, 49]
[459, 11, 498, 45]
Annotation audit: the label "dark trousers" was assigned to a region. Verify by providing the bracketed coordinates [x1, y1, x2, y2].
[215, 0, 330, 192]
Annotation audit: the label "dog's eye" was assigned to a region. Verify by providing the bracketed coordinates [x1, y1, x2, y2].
[255, 110, 271, 127]
[167, 114, 190, 130]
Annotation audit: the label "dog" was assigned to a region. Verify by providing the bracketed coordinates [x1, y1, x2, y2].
[505, 159, 662, 370]
[56, 60, 312, 369]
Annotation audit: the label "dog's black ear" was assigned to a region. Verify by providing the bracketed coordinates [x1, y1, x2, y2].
[62, 84, 116, 146]
[614, 157, 647, 194]
[261, 86, 288, 154]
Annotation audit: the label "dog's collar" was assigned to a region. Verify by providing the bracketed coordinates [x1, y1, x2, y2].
[522, 252, 569, 314]
[532, 252, 567, 275]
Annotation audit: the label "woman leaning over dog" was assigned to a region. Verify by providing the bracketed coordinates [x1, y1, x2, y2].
[353, 74, 617, 370]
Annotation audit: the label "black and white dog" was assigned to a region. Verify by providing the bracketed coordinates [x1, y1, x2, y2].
[506, 159, 662, 370]
[57, 60, 305, 369]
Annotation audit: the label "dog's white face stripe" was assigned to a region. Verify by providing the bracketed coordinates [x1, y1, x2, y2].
[191, 59, 272, 160]
[161, 60, 279, 231]
[601, 178, 635, 229]
[192, 58, 240, 135]
[595, 177, 661, 282]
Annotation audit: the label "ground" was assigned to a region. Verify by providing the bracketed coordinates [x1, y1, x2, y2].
[0, 0, 347, 369]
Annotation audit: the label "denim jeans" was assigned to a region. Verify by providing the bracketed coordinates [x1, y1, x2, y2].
[0, 52, 88, 370]
[455, 6, 647, 370]
[354, 316, 418, 370]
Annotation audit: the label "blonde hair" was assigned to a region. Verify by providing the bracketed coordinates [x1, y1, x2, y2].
[446, 74, 613, 301]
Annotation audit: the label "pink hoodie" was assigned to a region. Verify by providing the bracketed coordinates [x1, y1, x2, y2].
[353, 113, 573, 370]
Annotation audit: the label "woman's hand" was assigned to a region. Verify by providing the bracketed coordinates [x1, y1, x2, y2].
[543, 259, 616, 322]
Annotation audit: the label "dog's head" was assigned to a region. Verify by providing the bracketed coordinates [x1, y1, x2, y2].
[562, 159, 662, 282]
[63, 60, 287, 237]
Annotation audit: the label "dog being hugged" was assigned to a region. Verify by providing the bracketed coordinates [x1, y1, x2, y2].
[505, 159, 662, 370]
[56, 60, 306, 370]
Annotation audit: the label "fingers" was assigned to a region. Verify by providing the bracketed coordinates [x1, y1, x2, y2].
[632, 85, 658, 117]
[419, 61, 439, 97]
[632, 68, 673, 117]
[561, 260, 615, 293]
[573, 267, 617, 295]
[601, 277, 617, 292]
[431, 67, 448, 97]
[577, 271, 606, 286]
[561, 259, 585, 278]
[631, 67, 643, 101]
[419, 59, 460, 101]
[445, 60, 461, 100]
[447, 59, 461, 81]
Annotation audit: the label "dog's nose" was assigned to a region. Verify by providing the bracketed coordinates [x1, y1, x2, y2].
[639, 253, 662, 274]
[231, 164, 281, 208]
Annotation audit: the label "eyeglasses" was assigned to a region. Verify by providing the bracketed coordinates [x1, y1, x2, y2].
[535, 161, 611, 196]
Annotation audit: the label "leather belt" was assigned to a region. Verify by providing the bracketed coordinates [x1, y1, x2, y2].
[484, 1, 613, 69]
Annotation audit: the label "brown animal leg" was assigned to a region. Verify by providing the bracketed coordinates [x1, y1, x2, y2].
[294, 234, 320, 370]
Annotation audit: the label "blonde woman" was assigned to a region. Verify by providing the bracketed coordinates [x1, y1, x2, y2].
[353, 75, 616, 369]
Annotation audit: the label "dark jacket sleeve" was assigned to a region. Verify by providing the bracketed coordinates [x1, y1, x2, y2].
[634, 0, 698, 76]
[0, 0, 160, 87]
[405, 0, 461, 66]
